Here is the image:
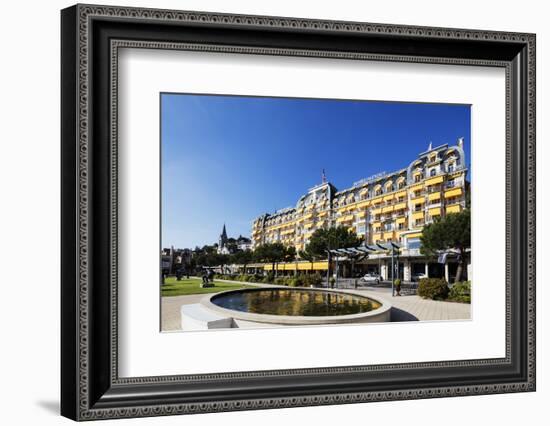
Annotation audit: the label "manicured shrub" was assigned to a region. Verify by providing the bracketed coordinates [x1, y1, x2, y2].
[294, 275, 304, 287]
[274, 277, 287, 286]
[262, 273, 274, 284]
[287, 278, 299, 287]
[448, 281, 471, 303]
[418, 278, 449, 300]
[303, 273, 322, 287]
[394, 279, 402, 295]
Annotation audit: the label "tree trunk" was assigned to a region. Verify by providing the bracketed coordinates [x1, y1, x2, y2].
[454, 249, 465, 283]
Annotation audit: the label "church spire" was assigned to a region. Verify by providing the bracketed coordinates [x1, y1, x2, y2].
[221, 223, 228, 241]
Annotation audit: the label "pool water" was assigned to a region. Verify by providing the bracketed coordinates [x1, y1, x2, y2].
[211, 288, 381, 317]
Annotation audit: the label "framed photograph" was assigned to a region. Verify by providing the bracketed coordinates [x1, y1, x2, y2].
[61, 4, 536, 421]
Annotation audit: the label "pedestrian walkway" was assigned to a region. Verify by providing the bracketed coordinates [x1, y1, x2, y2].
[161, 285, 470, 331]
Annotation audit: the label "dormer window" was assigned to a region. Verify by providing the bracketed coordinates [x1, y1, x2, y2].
[430, 169, 437, 177]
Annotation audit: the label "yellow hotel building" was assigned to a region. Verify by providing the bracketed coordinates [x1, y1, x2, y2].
[250, 139, 469, 282]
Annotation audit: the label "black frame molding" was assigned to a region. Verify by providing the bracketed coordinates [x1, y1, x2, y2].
[61, 4, 536, 421]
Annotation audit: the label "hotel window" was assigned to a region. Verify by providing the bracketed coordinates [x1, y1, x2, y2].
[414, 204, 422, 212]
[414, 174, 422, 183]
[398, 196, 405, 202]
[430, 168, 437, 177]
[415, 219, 424, 227]
[397, 181, 405, 189]
[408, 238, 421, 249]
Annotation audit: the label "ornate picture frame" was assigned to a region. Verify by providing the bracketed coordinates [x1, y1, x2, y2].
[61, 4, 535, 420]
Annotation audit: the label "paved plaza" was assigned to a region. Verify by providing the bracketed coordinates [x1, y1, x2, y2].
[161, 285, 471, 332]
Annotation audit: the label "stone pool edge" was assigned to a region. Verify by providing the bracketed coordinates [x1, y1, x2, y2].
[199, 286, 392, 326]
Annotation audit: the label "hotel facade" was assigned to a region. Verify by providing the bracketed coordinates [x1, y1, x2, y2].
[250, 139, 470, 282]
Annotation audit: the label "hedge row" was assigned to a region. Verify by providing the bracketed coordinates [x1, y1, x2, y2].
[448, 281, 471, 303]
[418, 278, 471, 303]
[213, 273, 323, 287]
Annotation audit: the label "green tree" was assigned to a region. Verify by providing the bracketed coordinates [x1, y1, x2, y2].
[298, 246, 317, 272]
[284, 246, 297, 263]
[254, 243, 287, 276]
[420, 208, 471, 283]
[306, 226, 362, 259]
[305, 226, 362, 281]
[232, 250, 254, 274]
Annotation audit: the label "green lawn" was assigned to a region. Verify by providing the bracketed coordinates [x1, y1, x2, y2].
[161, 277, 253, 297]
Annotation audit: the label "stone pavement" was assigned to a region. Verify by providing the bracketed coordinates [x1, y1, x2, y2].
[161, 286, 470, 332]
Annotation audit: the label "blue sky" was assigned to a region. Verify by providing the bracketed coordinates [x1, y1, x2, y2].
[161, 93, 470, 249]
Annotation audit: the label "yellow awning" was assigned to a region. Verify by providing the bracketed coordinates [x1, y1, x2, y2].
[371, 221, 382, 228]
[371, 197, 383, 205]
[412, 211, 424, 220]
[372, 232, 383, 241]
[444, 187, 463, 198]
[316, 220, 325, 227]
[410, 184, 423, 192]
[281, 229, 295, 235]
[296, 262, 311, 270]
[336, 215, 353, 223]
[264, 264, 273, 271]
[383, 231, 394, 240]
[428, 192, 441, 201]
[356, 211, 366, 218]
[356, 200, 370, 209]
[446, 204, 462, 214]
[396, 217, 406, 224]
[382, 205, 394, 213]
[396, 190, 407, 198]
[393, 202, 407, 210]
[428, 207, 441, 216]
[371, 208, 382, 215]
[406, 232, 422, 239]
[304, 222, 313, 229]
[411, 197, 425, 205]
[312, 261, 329, 270]
[303, 213, 313, 220]
[425, 175, 444, 186]
[383, 195, 394, 201]
[317, 210, 328, 217]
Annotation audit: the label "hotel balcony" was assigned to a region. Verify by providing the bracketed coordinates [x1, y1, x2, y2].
[410, 195, 425, 205]
[446, 204, 463, 214]
[444, 186, 464, 199]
